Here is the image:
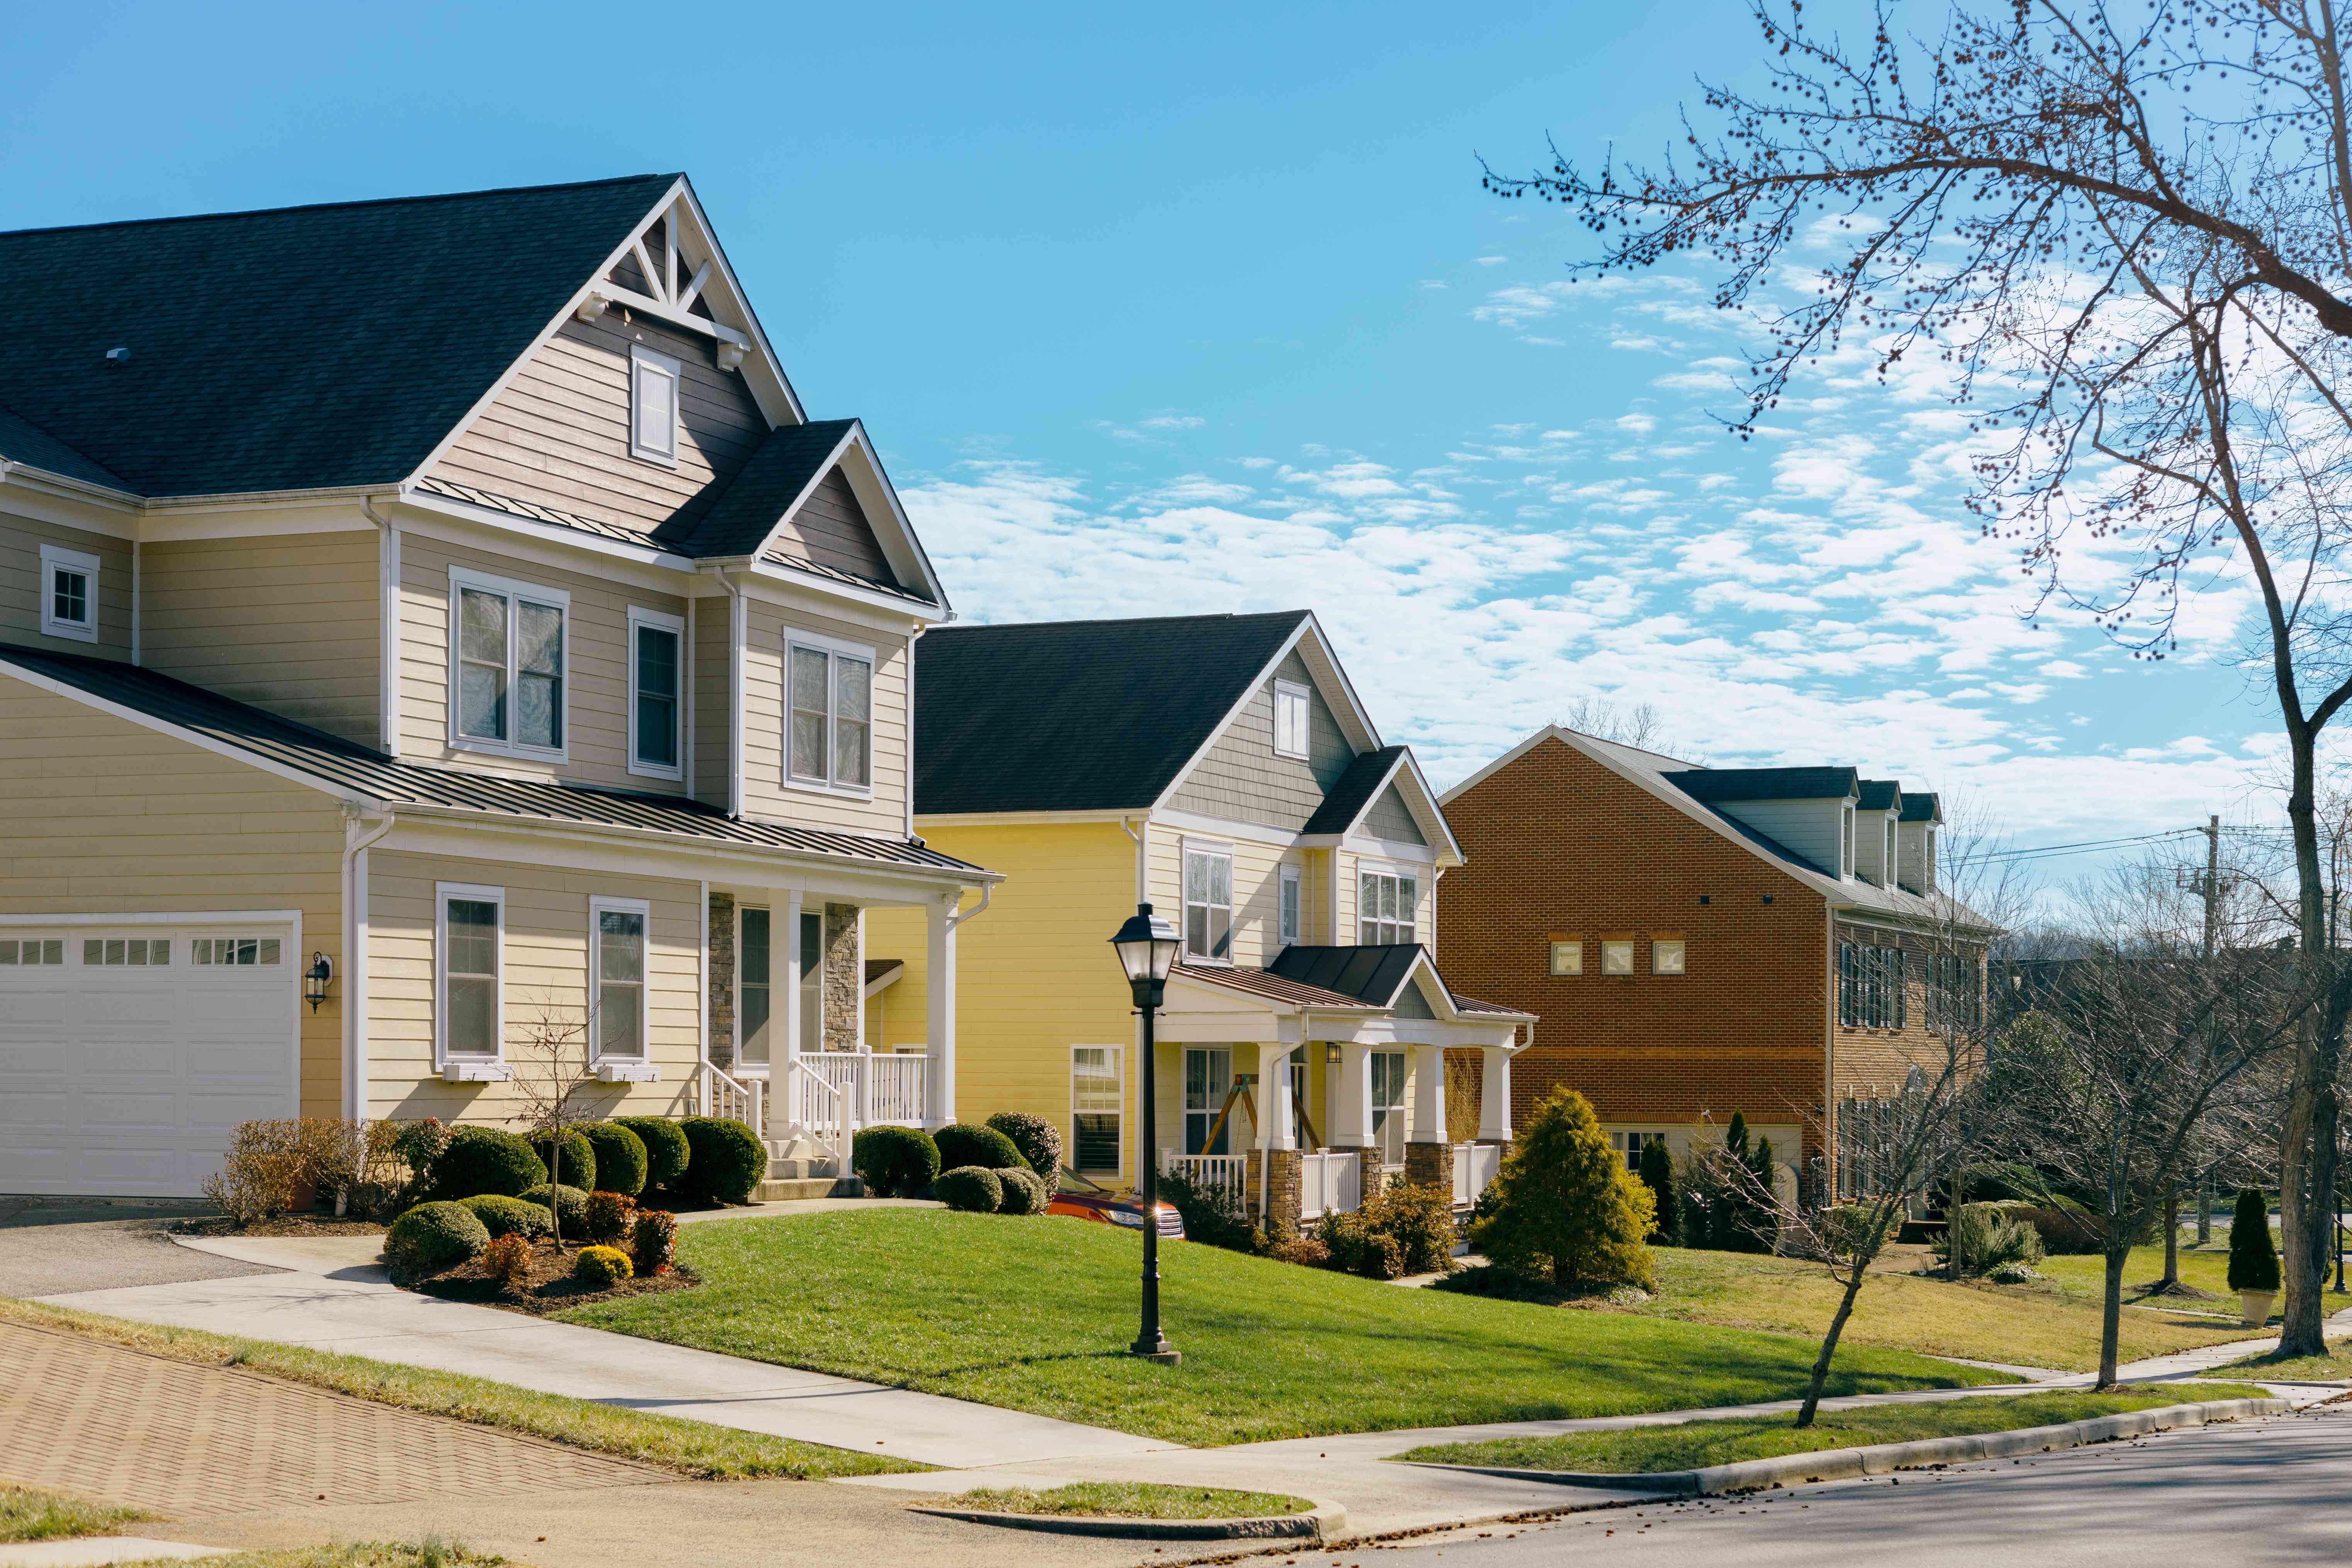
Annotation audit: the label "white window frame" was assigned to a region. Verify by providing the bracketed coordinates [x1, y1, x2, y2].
[1840, 804, 1856, 879]
[447, 566, 571, 762]
[1279, 863, 1303, 948]
[1600, 939, 1635, 975]
[1271, 678, 1311, 760]
[629, 344, 682, 467]
[1883, 817, 1897, 885]
[627, 606, 686, 781]
[1652, 938, 1687, 975]
[1070, 1044, 1125, 1175]
[1549, 939, 1583, 976]
[1357, 863, 1420, 946]
[1182, 840, 1236, 965]
[590, 895, 651, 1062]
[39, 544, 100, 644]
[783, 629, 878, 799]
[436, 882, 506, 1067]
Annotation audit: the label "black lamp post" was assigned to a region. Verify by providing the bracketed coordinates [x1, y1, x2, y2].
[1110, 901, 1182, 1365]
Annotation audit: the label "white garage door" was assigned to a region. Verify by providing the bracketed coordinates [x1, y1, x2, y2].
[0, 922, 299, 1197]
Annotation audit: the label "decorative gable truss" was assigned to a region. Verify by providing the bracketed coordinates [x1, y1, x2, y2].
[568, 183, 789, 404]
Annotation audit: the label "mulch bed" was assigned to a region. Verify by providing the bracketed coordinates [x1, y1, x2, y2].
[175, 1214, 389, 1238]
[405, 1240, 701, 1316]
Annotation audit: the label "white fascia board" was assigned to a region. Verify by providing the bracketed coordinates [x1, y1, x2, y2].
[1149, 808, 1302, 850]
[729, 559, 942, 633]
[830, 426, 952, 615]
[0, 462, 142, 516]
[1342, 832, 1441, 865]
[1287, 613, 1384, 754]
[1149, 614, 1371, 815]
[1390, 749, 1466, 864]
[1439, 724, 1569, 806]
[669, 179, 808, 426]
[863, 963, 904, 999]
[915, 808, 1145, 829]
[0, 660, 384, 810]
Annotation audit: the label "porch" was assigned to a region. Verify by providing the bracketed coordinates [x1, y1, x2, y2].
[1161, 1138, 1503, 1222]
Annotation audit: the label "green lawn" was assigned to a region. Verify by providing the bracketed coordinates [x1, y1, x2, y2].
[2033, 1237, 2256, 1307]
[557, 1210, 2008, 1446]
[0, 1484, 146, 1543]
[949, 1482, 1313, 1519]
[2222, 1339, 2352, 1381]
[1393, 1384, 2274, 1473]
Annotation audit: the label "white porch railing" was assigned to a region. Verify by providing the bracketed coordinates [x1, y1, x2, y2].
[803, 1049, 928, 1129]
[700, 1063, 764, 1136]
[1160, 1151, 1250, 1216]
[1300, 1150, 1363, 1219]
[1451, 1141, 1501, 1208]
[790, 1059, 851, 1173]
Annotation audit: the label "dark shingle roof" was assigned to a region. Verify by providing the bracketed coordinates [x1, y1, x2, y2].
[1856, 778, 1902, 811]
[1901, 791, 1942, 822]
[912, 612, 1311, 814]
[661, 419, 856, 556]
[1662, 766, 1860, 804]
[0, 642, 983, 875]
[0, 406, 129, 490]
[1302, 746, 1408, 836]
[0, 175, 680, 497]
[1268, 944, 1426, 1008]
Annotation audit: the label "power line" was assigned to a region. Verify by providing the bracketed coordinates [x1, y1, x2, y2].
[1975, 828, 2204, 862]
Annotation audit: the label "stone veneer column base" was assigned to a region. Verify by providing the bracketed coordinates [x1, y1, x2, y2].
[1262, 1148, 1303, 1238]
[1403, 1140, 1450, 1190]
[707, 892, 737, 1070]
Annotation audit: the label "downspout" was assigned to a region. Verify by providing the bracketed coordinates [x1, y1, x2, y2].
[716, 569, 746, 818]
[946, 882, 993, 933]
[1121, 815, 1147, 903]
[341, 803, 396, 1121]
[361, 495, 401, 756]
[906, 627, 923, 842]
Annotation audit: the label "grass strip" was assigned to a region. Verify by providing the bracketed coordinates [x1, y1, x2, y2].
[0, 1483, 149, 1543]
[2223, 1338, 2352, 1381]
[0, 1296, 924, 1481]
[948, 1482, 1314, 1520]
[118, 1540, 504, 1568]
[1393, 1384, 2276, 1473]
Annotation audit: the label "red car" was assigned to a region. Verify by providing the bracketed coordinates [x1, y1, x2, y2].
[1046, 1190, 1185, 1239]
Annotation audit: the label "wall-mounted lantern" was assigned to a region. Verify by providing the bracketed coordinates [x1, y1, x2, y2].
[305, 952, 333, 1012]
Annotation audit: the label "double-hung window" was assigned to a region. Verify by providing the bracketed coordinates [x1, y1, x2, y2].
[1184, 1047, 1234, 1154]
[1072, 1046, 1123, 1173]
[1183, 844, 1233, 963]
[1358, 869, 1418, 945]
[628, 608, 684, 779]
[39, 545, 99, 643]
[438, 884, 504, 1063]
[786, 637, 874, 793]
[1278, 863, 1303, 948]
[630, 345, 681, 466]
[592, 897, 649, 1060]
[452, 569, 567, 758]
[1272, 679, 1311, 759]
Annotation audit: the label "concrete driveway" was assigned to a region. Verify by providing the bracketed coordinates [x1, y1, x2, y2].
[0, 1197, 273, 1298]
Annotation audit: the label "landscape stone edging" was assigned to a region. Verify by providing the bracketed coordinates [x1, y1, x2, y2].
[1401, 1397, 2291, 1498]
[905, 1501, 1345, 1541]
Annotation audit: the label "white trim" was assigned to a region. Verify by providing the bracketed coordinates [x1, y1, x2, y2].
[38, 543, 101, 643]
[628, 344, 683, 467]
[1271, 678, 1311, 761]
[1150, 808, 1302, 849]
[1070, 1043, 1126, 1178]
[394, 487, 699, 575]
[1179, 837, 1236, 967]
[378, 506, 402, 755]
[1279, 861, 1303, 948]
[1337, 832, 1442, 865]
[0, 908, 303, 928]
[435, 881, 506, 1070]
[782, 632, 878, 800]
[627, 606, 687, 780]
[589, 894, 652, 1062]
[447, 565, 572, 763]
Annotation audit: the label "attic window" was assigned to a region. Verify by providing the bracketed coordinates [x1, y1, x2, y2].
[1272, 680, 1311, 760]
[40, 545, 99, 643]
[630, 345, 681, 466]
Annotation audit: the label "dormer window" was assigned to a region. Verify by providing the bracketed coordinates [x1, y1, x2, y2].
[1272, 679, 1311, 760]
[630, 345, 681, 466]
[40, 545, 99, 643]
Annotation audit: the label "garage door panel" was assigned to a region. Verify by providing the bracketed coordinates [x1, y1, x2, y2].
[0, 1090, 69, 1129]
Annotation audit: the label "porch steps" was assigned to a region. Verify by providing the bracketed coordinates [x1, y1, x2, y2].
[753, 1176, 864, 1202]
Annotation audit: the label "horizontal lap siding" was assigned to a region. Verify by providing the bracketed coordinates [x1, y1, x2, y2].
[366, 849, 703, 1125]
[0, 514, 132, 660]
[773, 469, 895, 585]
[397, 533, 690, 795]
[739, 600, 909, 838]
[692, 596, 730, 809]
[0, 679, 346, 1116]
[1148, 824, 1295, 972]
[140, 532, 379, 748]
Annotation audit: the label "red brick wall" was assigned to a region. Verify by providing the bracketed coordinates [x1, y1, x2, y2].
[1438, 735, 1832, 1162]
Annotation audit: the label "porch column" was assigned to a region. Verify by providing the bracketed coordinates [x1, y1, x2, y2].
[1332, 1042, 1374, 1149]
[1259, 1044, 1302, 1230]
[924, 891, 957, 1129]
[1477, 1044, 1514, 1143]
[1260, 1046, 1297, 1152]
[1403, 1043, 1450, 1189]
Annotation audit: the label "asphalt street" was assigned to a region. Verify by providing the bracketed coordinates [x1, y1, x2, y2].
[1357, 1403, 2352, 1567]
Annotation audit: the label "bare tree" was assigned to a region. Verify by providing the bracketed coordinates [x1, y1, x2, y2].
[506, 1001, 598, 1249]
[1499, 0, 2352, 1357]
[1560, 696, 1688, 758]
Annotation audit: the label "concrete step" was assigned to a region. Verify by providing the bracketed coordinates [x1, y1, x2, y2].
[754, 1176, 864, 1202]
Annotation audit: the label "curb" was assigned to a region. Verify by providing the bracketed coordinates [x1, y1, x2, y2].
[1402, 1397, 2290, 1498]
[907, 1501, 1344, 1541]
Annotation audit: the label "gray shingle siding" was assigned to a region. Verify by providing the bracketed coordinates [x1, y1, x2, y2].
[1363, 781, 1426, 845]
[1166, 650, 1354, 830]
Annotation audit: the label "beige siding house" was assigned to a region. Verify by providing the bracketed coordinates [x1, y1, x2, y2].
[0, 174, 996, 1198]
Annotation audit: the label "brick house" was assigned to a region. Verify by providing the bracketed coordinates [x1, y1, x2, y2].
[1435, 725, 1991, 1194]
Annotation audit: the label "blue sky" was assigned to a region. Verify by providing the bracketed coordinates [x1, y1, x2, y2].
[2, 0, 2277, 864]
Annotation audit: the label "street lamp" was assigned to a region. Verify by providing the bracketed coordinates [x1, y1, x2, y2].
[1110, 902, 1182, 1365]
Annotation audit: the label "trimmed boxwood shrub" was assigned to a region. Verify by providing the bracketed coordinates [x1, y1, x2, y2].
[934, 1122, 1023, 1173]
[617, 1116, 691, 1192]
[430, 1126, 544, 1201]
[852, 1125, 940, 1198]
[631, 1208, 679, 1277]
[575, 1245, 634, 1288]
[577, 1122, 648, 1198]
[679, 1117, 766, 1205]
[985, 1112, 1062, 1189]
[532, 1130, 596, 1194]
[460, 1193, 550, 1239]
[520, 1182, 589, 1233]
[995, 1167, 1048, 1216]
[386, 1201, 490, 1275]
[936, 1165, 1003, 1213]
[582, 1190, 637, 1245]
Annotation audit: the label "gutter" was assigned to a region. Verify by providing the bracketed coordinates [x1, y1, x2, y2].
[362, 494, 402, 755]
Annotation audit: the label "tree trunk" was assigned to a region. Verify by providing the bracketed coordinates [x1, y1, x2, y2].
[1797, 1267, 1868, 1429]
[2198, 1180, 2212, 1247]
[551, 1142, 564, 1249]
[2099, 1245, 2127, 1391]
[2163, 1188, 2179, 1289]
[2279, 713, 2348, 1357]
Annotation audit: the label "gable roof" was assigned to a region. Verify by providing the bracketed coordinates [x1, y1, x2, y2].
[0, 642, 987, 878]
[1303, 747, 1409, 836]
[912, 612, 1313, 814]
[1663, 766, 1859, 804]
[1266, 944, 1533, 1021]
[658, 418, 858, 557]
[1901, 791, 1943, 823]
[0, 175, 684, 498]
[1856, 778, 1902, 812]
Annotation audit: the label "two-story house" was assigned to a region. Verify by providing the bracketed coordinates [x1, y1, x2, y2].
[0, 175, 998, 1198]
[1436, 725, 1990, 1195]
[862, 612, 1532, 1227]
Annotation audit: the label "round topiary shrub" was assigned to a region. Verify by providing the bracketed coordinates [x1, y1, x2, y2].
[678, 1117, 766, 1205]
[852, 1125, 941, 1199]
[386, 1201, 490, 1275]
[935, 1165, 1003, 1214]
[577, 1122, 649, 1198]
[531, 1130, 596, 1194]
[520, 1182, 589, 1234]
[430, 1126, 545, 1200]
[985, 1112, 1063, 1189]
[574, 1245, 635, 1288]
[934, 1122, 1023, 1172]
[995, 1167, 1048, 1216]
[460, 1193, 551, 1239]
[616, 1116, 691, 1193]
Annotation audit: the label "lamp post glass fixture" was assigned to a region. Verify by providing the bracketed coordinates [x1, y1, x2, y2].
[1110, 902, 1182, 1365]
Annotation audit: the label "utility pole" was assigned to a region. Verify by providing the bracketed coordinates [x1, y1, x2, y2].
[2184, 815, 2220, 1264]
[2203, 813, 2220, 960]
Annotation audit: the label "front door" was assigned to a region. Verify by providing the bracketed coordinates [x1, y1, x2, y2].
[1184, 1048, 1233, 1154]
